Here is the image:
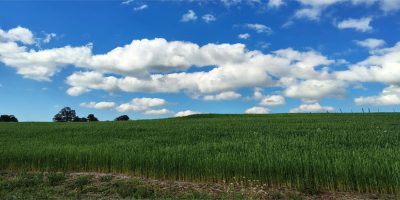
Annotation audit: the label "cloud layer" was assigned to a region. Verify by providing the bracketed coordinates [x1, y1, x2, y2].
[1, 24, 400, 114]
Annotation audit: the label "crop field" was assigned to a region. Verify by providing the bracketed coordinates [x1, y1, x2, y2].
[1, 113, 400, 195]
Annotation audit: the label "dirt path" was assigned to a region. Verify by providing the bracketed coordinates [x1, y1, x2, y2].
[69, 172, 395, 199]
[0, 171, 397, 199]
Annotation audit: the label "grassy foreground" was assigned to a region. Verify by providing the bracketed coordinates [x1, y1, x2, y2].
[1, 113, 400, 194]
[0, 171, 232, 199]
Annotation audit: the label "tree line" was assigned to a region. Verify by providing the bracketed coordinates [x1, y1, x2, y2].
[0, 115, 18, 122]
[0, 107, 130, 122]
[53, 107, 129, 122]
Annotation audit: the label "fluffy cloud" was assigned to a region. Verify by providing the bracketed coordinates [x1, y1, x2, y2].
[217, 0, 399, 19]
[66, 71, 118, 96]
[175, 110, 201, 117]
[42, 33, 57, 44]
[289, 103, 334, 113]
[353, 0, 400, 13]
[354, 85, 400, 105]
[181, 10, 197, 22]
[336, 42, 400, 85]
[66, 67, 271, 96]
[260, 95, 285, 106]
[64, 43, 336, 98]
[203, 91, 242, 101]
[295, 7, 324, 20]
[80, 38, 253, 77]
[238, 33, 250, 39]
[116, 98, 167, 112]
[143, 109, 172, 115]
[80, 98, 172, 115]
[245, 106, 270, 114]
[245, 24, 272, 34]
[0, 42, 92, 81]
[202, 14, 216, 23]
[65, 45, 334, 97]
[355, 38, 385, 49]
[248, 88, 286, 107]
[350, 0, 376, 6]
[66, 86, 90, 97]
[221, 0, 260, 7]
[297, 0, 343, 8]
[273, 48, 334, 78]
[268, 0, 285, 8]
[337, 17, 373, 32]
[0, 26, 345, 104]
[293, 0, 399, 21]
[294, 0, 344, 20]
[80, 101, 116, 109]
[0, 27, 91, 81]
[252, 88, 264, 100]
[379, 0, 400, 13]
[0, 26, 34, 45]
[81, 38, 197, 75]
[284, 79, 347, 102]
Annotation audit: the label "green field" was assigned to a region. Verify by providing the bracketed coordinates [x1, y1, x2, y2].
[1, 113, 400, 194]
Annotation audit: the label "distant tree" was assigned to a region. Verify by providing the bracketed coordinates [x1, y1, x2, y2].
[10, 115, 18, 122]
[87, 114, 99, 122]
[53, 107, 77, 122]
[115, 115, 129, 121]
[0, 115, 18, 122]
[73, 116, 87, 122]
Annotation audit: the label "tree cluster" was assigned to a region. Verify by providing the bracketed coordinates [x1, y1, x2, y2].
[0, 115, 18, 122]
[53, 107, 99, 122]
[114, 115, 129, 121]
[53, 107, 129, 122]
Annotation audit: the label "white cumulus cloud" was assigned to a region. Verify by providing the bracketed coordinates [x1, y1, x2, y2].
[203, 91, 242, 101]
[65, 43, 335, 99]
[355, 38, 385, 49]
[336, 42, 400, 85]
[238, 33, 251, 39]
[260, 95, 285, 106]
[284, 79, 347, 102]
[0, 26, 351, 105]
[0, 26, 35, 45]
[294, 0, 344, 20]
[289, 103, 334, 113]
[80, 101, 116, 109]
[245, 24, 272, 34]
[268, 0, 285, 8]
[181, 10, 197, 22]
[66, 71, 118, 96]
[354, 85, 400, 105]
[337, 17, 373, 32]
[202, 14, 216, 23]
[0, 41, 92, 81]
[143, 109, 172, 115]
[293, 0, 399, 21]
[378, 0, 400, 13]
[175, 110, 201, 117]
[42, 33, 56, 44]
[80, 97, 173, 115]
[245, 106, 270, 114]
[116, 98, 167, 112]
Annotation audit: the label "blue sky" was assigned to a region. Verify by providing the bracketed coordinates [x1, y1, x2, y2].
[0, 0, 400, 121]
